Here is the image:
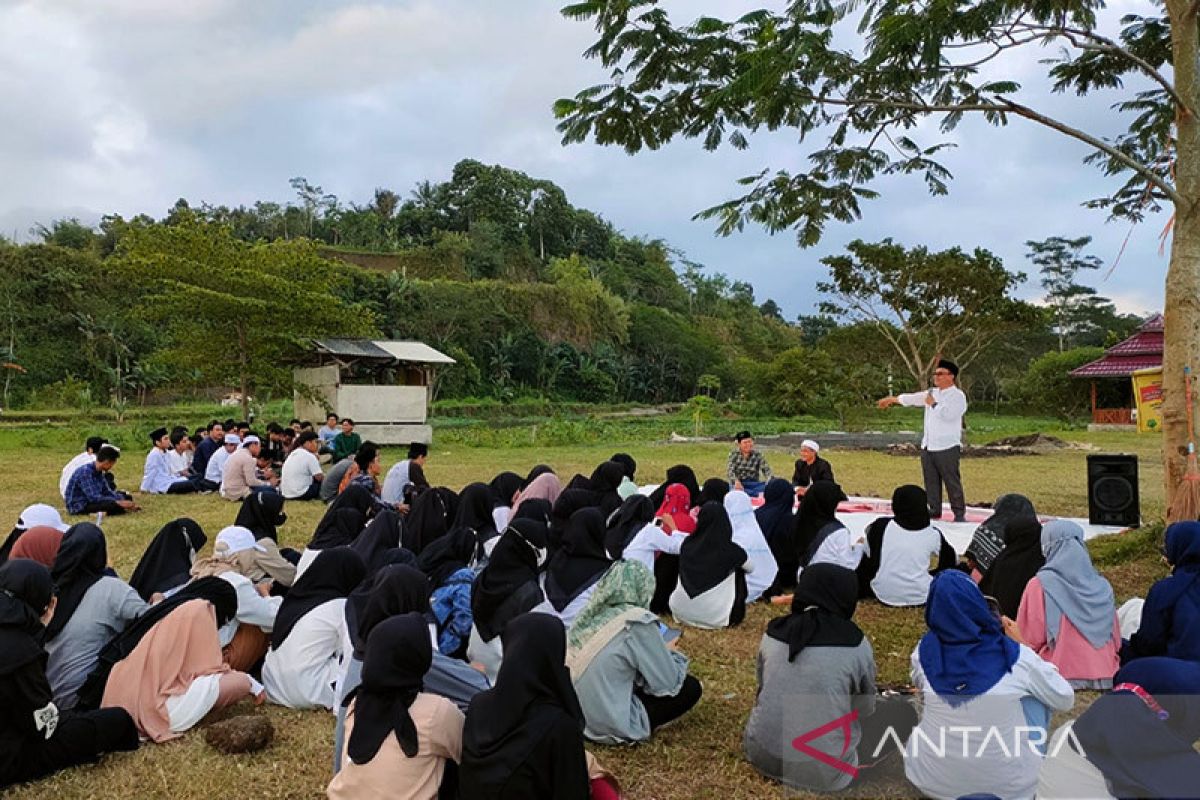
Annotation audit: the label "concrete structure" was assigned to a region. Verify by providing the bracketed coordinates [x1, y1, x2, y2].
[294, 339, 455, 444]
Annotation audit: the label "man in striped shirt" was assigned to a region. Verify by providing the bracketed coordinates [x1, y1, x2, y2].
[726, 431, 773, 497]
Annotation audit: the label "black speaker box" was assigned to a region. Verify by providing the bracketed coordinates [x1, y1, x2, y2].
[1086, 453, 1140, 528]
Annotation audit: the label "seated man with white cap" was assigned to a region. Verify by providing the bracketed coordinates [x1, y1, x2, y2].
[206, 433, 240, 490]
[791, 439, 834, 497]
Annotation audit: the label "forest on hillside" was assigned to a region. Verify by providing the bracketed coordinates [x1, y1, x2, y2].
[0, 159, 1141, 419]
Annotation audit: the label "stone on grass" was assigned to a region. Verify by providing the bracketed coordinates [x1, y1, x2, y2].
[204, 715, 274, 754]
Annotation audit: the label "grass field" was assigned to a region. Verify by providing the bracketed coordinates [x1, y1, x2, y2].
[1, 422, 1170, 800]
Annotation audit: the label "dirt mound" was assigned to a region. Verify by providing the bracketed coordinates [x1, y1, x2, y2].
[889, 432, 1095, 458]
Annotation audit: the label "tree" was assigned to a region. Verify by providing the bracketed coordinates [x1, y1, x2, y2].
[554, 1, 1197, 507]
[1026, 236, 1105, 351]
[1014, 347, 1107, 420]
[816, 239, 1030, 383]
[113, 217, 376, 419]
[759, 298, 784, 321]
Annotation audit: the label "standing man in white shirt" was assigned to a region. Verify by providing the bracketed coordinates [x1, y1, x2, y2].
[876, 359, 968, 522]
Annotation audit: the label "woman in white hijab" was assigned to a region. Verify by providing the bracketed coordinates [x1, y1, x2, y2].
[724, 491, 778, 602]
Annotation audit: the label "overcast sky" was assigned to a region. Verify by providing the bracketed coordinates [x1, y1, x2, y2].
[0, 0, 1170, 319]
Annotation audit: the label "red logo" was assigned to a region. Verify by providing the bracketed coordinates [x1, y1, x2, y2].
[791, 710, 860, 777]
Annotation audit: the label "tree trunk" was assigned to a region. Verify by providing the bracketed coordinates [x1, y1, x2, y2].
[1162, 0, 1200, 516]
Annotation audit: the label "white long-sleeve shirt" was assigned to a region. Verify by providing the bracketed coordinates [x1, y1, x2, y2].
[60, 452, 95, 498]
[897, 385, 967, 452]
[618, 522, 685, 573]
[904, 645, 1074, 800]
[140, 448, 180, 493]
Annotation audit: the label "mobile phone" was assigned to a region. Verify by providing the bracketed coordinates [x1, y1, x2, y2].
[657, 621, 682, 644]
[983, 595, 1002, 623]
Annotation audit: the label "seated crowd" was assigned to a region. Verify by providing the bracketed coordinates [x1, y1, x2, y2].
[1, 421, 1197, 799]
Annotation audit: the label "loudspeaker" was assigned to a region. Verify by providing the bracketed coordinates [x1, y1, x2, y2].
[1087, 454, 1140, 528]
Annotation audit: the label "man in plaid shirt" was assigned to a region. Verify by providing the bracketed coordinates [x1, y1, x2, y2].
[64, 445, 139, 515]
[726, 431, 773, 497]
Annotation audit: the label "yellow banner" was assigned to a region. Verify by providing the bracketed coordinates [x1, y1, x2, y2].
[1132, 367, 1163, 433]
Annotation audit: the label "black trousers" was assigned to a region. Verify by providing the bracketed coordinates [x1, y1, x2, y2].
[166, 480, 197, 495]
[81, 500, 126, 516]
[636, 674, 703, 731]
[2, 708, 138, 788]
[920, 446, 965, 518]
[650, 555, 680, 614]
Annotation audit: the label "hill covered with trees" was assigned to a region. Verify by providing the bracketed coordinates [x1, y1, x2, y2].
[2, 159, 1141, 419]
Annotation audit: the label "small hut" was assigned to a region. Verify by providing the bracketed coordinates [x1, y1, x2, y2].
[1069, 314, 1163, 428]
[293, 339, 455, 444]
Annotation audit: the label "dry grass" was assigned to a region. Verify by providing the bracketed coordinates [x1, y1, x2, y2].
[1, 430, 1170, 800]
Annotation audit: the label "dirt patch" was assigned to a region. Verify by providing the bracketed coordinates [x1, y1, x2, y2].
[888, 433, 1097, 458]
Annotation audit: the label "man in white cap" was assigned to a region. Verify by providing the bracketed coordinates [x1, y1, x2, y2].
[205, 433, 240, 491]
[791, 439, 835, 497]
[220, 434, 278, 501]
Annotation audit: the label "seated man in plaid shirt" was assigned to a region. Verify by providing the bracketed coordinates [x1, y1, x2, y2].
[726, 431, 773, 497]
[64, 445, 140, 516]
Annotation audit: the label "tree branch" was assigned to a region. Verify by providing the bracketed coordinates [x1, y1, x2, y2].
[1039, 24, 1193, 116]
[808, 93, 1182, 206]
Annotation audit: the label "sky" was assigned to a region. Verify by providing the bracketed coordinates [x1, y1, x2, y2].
[0, 0, 1171, 319]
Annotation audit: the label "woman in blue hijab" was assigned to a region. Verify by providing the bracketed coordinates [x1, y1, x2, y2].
[906, 570, 1074, 800]
[1122, 520, 1200, 665]
[1038, 657, 1200, 799]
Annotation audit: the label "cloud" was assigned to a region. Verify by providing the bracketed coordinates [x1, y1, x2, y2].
[0, 0, 1171, 320]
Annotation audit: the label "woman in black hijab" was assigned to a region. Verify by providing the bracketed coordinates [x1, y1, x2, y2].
[334, 565, 433, 773]
[235, 491, 287, 542]
[308, 485, 373, 550]
[453, 483, 500, 561]
[271, 548, 366, 651]
[757, 478, 797, 596]
[351, 509, 404, 578]
[458, 612, 590, 800]
[543, 508, 612, 625]
[794, 481, 848, 568]
[488, 472, 523, 511]
[472, 519, 548, 646]
[346, 566, 431, 661]
[856, 485, 956, 600]
[672, 502, 750, 628]
[128, 518, 207, 601]
[746, 563, 915, 791]
[588, 461, 626, 516]
[610, 453, 637, 481]
[0, 560, 139, 789]
[965, 494, 1037, 578]
[417, 528, 477, 592]
[605, 494, 656, 560]
[698, 477, 731, 506]
[978, 511, 1045, 619]
[73, 578, 236, 711]
[549, 489, 599, 554]
[648, 464, 701, 509]
[46, 523, 110, 641]
[264, 548, 367, 710]
[328, 613, 463, 799]
[511, 498, 552, 526]
[403, 487, 457, 555]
